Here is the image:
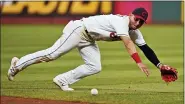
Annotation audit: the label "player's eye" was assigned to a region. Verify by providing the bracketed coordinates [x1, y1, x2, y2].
[134, 18, 139, 21]
[139, 20, 144, 25]
[135, 18, 144, 25]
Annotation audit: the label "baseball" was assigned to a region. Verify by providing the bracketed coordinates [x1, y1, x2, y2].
[91, 88, 98, 95]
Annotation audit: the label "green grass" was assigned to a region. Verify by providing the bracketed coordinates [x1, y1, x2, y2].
[1, 24, 184, 104]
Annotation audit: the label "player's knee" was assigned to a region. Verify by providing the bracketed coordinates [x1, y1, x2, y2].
[95, 64, 102, 72]
[88, 63, 102, 73]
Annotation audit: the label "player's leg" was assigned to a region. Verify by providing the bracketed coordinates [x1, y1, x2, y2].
[53, 43, 101, 91]
[7, 21, 83, 81]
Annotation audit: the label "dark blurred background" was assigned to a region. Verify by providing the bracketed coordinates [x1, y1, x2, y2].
[1, 1, 184, 24]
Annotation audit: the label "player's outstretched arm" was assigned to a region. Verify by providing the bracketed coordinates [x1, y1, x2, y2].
[138, 44, 161, 67]
[120, 36, 149, 76]
[138, 44, 178, 82]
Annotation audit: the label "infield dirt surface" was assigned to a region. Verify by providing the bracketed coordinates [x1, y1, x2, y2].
[1, 96, 92, 104]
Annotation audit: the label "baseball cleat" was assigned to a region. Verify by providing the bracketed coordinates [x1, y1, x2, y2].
[7, 57, 19, 81]
[53, 77, 74, 91]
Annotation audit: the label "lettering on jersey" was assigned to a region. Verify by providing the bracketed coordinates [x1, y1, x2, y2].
[1, 1, 112, 16]
[109, 32, 121, 41]
[110, 32, 116, 38]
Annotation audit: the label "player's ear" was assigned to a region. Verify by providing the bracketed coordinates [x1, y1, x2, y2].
[131, 13, 135, 16]
[128, 13, 134, 17]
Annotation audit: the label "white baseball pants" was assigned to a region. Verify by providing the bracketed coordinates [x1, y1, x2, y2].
[14, 20, 101, 85]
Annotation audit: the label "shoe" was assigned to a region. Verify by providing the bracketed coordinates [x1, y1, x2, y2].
[7, 57, 19, 81]
[53, 77, 74, 91]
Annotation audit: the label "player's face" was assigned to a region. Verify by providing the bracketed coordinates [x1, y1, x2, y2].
[129, 14, 145, 30]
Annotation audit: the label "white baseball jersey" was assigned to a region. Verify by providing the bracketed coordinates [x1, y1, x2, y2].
[13, 14, 147, 88]
[82, 14, 146, 46]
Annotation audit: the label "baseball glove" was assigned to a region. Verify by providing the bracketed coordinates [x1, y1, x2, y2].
[160, 65, 178, 83]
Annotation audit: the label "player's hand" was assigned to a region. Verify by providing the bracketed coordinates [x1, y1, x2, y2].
[158, 64, 178, 83]
[137, 63, 150, 77]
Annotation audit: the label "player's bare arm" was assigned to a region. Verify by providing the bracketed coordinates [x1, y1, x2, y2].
[120, 36, 136, 54]
[120, 36, 149, 76]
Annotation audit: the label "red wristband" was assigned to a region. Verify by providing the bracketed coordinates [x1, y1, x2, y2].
[131, 53, 142, 63]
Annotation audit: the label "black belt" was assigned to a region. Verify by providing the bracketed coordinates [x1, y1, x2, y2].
[85, 29, 89, 34]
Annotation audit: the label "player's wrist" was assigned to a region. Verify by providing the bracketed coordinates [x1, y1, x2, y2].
[157, 63, 163, 69]
[131, 53, 142, 63]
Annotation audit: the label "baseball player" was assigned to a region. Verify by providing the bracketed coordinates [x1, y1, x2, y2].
[7, 8, 177, 91]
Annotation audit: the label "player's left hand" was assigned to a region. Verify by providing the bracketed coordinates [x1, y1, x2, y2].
[137, 63, 150, 77]
[159, 64, 178, 83]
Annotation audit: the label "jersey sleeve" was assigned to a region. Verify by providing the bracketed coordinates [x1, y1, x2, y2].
[129, 29, 146, 46]
[110, 16, 129, 37]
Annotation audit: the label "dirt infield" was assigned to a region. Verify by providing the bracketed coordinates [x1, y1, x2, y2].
[1, 96, 91, 104]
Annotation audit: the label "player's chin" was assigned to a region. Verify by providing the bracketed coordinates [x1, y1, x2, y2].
[132, 26, 141, 30]
[131, 26, 137, 30]
[136, 24, 143, 29]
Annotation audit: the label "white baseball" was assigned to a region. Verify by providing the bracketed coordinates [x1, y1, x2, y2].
[91, 88, 98, 95]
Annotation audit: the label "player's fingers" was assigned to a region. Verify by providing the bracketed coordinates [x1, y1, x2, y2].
[145, 69, 150, 77]
[138, 65, 149, 77]
[143, 67, 149, 77]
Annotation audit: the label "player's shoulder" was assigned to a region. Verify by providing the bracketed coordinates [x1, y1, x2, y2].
[129, 29, 143, 36]
[129, 29, 140, 32]
[108, 14, 128, 18]
[88, 14, 128, 20]
[105, 14, 129, 21]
